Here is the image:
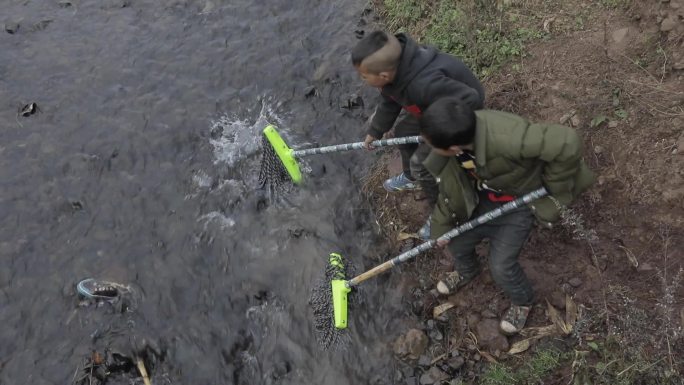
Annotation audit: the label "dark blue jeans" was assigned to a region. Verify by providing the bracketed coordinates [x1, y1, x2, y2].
[446, 193, 535, 305]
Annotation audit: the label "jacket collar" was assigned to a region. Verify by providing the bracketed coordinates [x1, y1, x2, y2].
[423, 150, 450, 177]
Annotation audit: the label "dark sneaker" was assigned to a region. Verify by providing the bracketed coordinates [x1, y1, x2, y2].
[418, 216, 431, 240]
[436, 271, 473, 295]
[383, 173, 420, 192]
[500, 304, 531, 335]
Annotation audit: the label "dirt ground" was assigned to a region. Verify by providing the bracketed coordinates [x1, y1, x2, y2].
[362, 1, 684, 384]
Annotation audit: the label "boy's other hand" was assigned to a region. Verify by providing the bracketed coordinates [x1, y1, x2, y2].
[363, 134, 378, 150]
[436, 238, 449, 248]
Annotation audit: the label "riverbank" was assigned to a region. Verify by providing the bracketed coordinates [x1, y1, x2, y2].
[361, 1, 684, 383]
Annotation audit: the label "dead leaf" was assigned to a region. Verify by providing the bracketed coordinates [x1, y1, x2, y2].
[508, 339, 532, 354]
[433, 302, 456, 318]
[397, 232, 419, 241]
[566, 295, 578, 328]
[546, 300, 572, 335]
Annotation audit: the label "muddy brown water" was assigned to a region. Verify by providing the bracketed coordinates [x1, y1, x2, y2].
[0, 1, 406, 384]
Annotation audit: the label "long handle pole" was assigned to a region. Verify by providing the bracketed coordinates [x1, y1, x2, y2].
[347, 187, 548, 288]
[291, 136, 423, 157]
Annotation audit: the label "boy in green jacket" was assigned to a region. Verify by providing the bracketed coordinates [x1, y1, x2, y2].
[419, 97, 594, 334]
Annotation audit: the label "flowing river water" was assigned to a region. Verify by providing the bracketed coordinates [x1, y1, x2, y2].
[1, 1, 409, 383]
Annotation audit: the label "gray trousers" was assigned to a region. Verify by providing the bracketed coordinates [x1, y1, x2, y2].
[446, 193, 535, 305]
[394, 115, 438, 205]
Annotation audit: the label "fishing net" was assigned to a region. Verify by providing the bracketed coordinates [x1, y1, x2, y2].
[308, 258, 360, 351]
[257, 135, 293, 198]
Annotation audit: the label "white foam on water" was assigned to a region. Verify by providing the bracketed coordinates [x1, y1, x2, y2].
[192, 169, 212, 188]
[208, 101, 287, 167]
[197, 211, 236, 229]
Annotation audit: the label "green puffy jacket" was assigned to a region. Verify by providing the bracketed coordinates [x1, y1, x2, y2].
[424, 110, 595, 238]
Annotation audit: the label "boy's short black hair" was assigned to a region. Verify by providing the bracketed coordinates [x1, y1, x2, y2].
[351, 31, 398, 71]
[420, 97, 477, 149]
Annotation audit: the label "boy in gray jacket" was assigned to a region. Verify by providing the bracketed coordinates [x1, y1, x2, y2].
[352, 31, 484, 238]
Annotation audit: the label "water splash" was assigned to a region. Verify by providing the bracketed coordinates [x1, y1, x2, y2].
[208, 101, 286, 168]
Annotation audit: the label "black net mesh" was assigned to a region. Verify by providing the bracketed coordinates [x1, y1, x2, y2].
[258, 135, 293, 198]
[308, 258, 360, 351]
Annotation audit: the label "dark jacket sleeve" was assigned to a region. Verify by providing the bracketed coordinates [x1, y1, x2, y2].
[411, 73, 484, 111]
[367, 93, 403, 139]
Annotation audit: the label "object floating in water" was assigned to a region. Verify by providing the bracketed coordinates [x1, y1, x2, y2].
[77, 278, 124, 300]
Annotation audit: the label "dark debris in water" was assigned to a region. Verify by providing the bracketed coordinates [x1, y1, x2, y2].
[4, 22, 19, 34]
[71, 200, 84, 211]
[340, 94, 364, 110]
[288, 227, 315, 239]
[32, 19, 53, 32]
[304, 85, 317, 98]
[72, 346, 161, 385]
[19, 102, 39, 117]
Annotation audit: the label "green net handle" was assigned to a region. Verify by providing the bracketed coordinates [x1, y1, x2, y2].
[292, 136, 423, 157]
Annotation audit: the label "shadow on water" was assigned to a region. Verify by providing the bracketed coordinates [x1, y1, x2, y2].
[0, 0, 409, 384]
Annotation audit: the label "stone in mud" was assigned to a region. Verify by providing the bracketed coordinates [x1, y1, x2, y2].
[611, 28, 630, 44]
[475, 319, 510, 352]
[481, 309, 497, 319]
[393, 328, 429, 360]
[466, 313, 480, 328]
[429, 328, 443, 341]
[58, 0, 73, 7]
[426, 319, 435, 330]
[447, 356, 465, 370]
[660, 16, 678, 32]
[418, 355, 431, 367]
[405, 377, 418, 385]
[401, 366, 416, 379]
[419, 366, 449, 385]
[5, 22, 19, 34]
[568, 277, 583, 287]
